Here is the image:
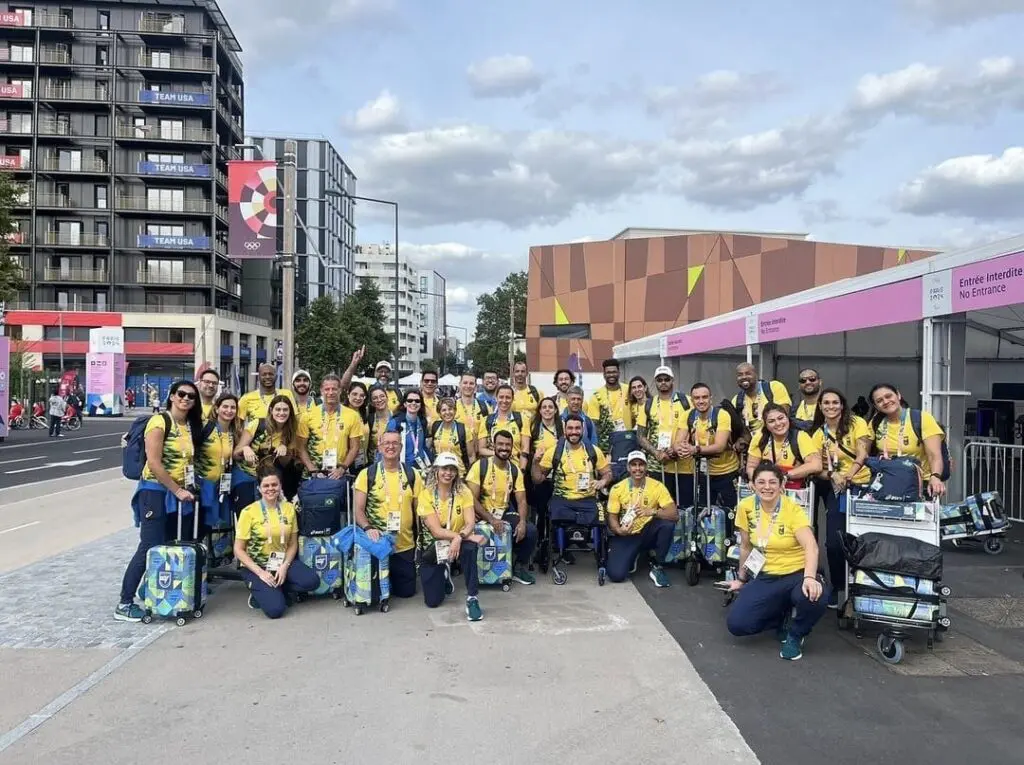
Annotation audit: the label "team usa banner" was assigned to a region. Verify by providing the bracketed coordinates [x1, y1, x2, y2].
[227, 160, 278, 259]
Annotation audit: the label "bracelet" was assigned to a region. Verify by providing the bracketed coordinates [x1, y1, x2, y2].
[929, 473, 942, 480]
[804, 576, 818, 582]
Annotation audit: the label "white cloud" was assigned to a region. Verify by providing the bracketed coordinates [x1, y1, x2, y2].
[467, 55, 545, 98]
[445, 286, 477, 309]
[897, 147, 1024, 220]
[401, 242, 526, 286]
[647, 70, 782, 116]
[933, 226, 1020, 249]
[902, 0, 1024, 24]
[345, 90, 405, 134]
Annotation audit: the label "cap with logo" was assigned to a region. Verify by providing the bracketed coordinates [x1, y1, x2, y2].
[375, 360, 393, 371]
[434, 453, 460, 468]
[654, 365, 674, 379]
[626, 450, 648, 464]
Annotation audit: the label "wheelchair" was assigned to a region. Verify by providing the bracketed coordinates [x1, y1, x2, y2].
[545, 494, 610, 586]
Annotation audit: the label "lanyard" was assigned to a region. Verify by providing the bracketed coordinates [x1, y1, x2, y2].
[216, 422, 233, 468]
[259, 500, 287, 546]
[878, 409, 908, 459]
[171, 419, 194, 462]
[694, 413, 712, 446]
[604, 387, 623, 416]
[488, 460, 513, 508]
[822, 423, 838, 470]
[561, 445, 592, 477]
[380, 465, 409, 512]
[752, 496, 782, 550]
[406, 418, 421, 455]
[433, 487, 456, 530]
[458, 398, 478, 421]
[769, 437, 791, 464]
[627, 478, 646, 510]
[320, 404, 341, 445]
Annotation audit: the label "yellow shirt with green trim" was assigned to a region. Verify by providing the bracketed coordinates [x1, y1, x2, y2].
[238, 388, 296, 425]
[476, 410, 525, 460]
[422, 393, 440, 425]
[553, 392, 571, 414]
[538, 441, 610, 501]
[585, 386, 634, 446]
[873, 409, 944, 478]
[732, 380, 791, 438]
[354, 464, 423, 553]
[748, 430, 818, 471]
[455, 397, 489, 433]
[201, 401, 214, 420]
[416, 485, 474, 549]
[236, 500, 298, 568]
[532, 421, 560, 460]
[635, 395, 690, 473]
[431, 420, 469, 473]
[196, 423, 233, 481]
[820, 415, 872, 485]
[239, 417, 309, 477]
[141, 414, 194, 484]
[303, 404, 362, 470]
[735, 494, 810, 576]
[512, 384, 542, 428]
[607, 476, 673, 535]
[681, 407, 740, 476]
[291, 394, 318, 420]
[466, 458, 526, 517]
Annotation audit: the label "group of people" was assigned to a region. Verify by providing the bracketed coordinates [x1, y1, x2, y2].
[113, 352, 948, 662]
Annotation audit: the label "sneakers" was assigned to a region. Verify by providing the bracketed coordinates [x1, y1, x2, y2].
[465, 597, 483, 622]
[780, 633, 805, 661]
[630, 559, 638, 575]
[649, 565, 670, 588]
[114, 602, 145, 622]
[827, 590, 840, 610]
[512, 567, 536, 585]
[443, 565, 456, 596]
[247, 594, 258, 610]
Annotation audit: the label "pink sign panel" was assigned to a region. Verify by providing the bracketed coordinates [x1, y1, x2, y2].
[0, 156, 21, 169]
[758, 277, 923, 343]
[665, 317, 747, 357]
[950, 250, 1024, 313]
[0, 11, 26, 26]
[0, 84, 24, 98]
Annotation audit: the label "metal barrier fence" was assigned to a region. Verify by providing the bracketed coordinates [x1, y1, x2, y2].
[961, 441, 1024, 522]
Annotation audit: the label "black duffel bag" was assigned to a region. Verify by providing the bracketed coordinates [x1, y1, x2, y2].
[841, 531, 943, 581]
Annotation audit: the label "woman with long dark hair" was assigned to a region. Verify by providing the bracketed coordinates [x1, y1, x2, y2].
[366, 387, 392, 463]
[387, 389, 432, 470]
[115, 379, 205, 622]
[868, 382, 947, 498]
[528, 396, 563, 565]
[746, 403, 821, 487]
[196, 392, 243, 544]
[346, 381, 371, 470]
[234, 395, 312, 504]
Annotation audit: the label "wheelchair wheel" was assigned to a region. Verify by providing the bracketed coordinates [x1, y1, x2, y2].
[552, 566, 568, 586]
[685, 559, 701, 587]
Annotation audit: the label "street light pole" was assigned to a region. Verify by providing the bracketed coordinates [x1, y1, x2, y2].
[281, 139, 298, 384]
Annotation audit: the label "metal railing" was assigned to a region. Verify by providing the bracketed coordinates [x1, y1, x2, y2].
[33, 193, 76, 208]
[43, 267, 108, 282]
[215, 169, 227, 186]
[36, 12, 73, 29]
[115, 124, 213, 142]
[136, 53, 214, 72]
[133, 270, 212, 286]
[961, 441, 1024, 522]
[37, 120, 73, 136]
[38, 47, 71, 64]
[138, 16, 188, 34]
[116, 196, 212, 213]
[35, 302, 106, 312]
[38, 156, 108, 173]
[113, 304, 269, 327]
[40, 231, 109, 247]
[41, 83, 109, 101]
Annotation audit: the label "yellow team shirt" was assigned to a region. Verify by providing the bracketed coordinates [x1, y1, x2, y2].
[585, 386, 633, 433]
[607, 477, 674, 535]
[201, 401, 214, 420]
[477, 411, 526, 460]
[681, 408, 741, 476]
[366, 411, 391, 461]
[635, 395, 689, 473]
[455, 397, 488, 431]
[873, 409, 944, 478]
[466, 458, 526, 517]
[239, 417, 309, 477]
[732, 380, 791, 438]
[236, 500, 298, 568]
[197, 422, 233, 481]
[354, 464, 423, 553]
[735, 494, 810, 576]
[142, 414, 194, 485]
[303, 405, 362, 470]
[819, 415, 872, 485]
[553, 392, 571, 414]
[792, 400, 818, 423]
[417, 485, 475, 549]
[430, 420, 469, 473]
[421, 394, 440, 425]
[748, 430, 818, 471]
[512, 385, 542, 428]
[291, 394, 318, 419]
[238, 388, 296, 425]
[538, 441, 610, 501]
[532, 421, 560, 459]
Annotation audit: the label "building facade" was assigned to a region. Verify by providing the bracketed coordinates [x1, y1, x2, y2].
[241, 135, 357, 327]
[417, 268, 445, 364]
[354, 242, 422, 374]
[527, 229, 941, 373]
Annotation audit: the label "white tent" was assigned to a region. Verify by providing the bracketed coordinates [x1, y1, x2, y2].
[438, 373, 460, 386]
[398, 372, 422, 386]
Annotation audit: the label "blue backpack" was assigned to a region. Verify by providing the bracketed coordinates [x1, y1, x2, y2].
[122, 412, 170, 480]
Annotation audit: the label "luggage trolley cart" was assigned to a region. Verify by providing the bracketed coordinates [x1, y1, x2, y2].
[940, 491, 1009, 555]
[840, 495, 951, 665]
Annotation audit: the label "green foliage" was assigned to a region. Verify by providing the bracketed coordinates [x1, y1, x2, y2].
[0, 172, 26, 303]
[419, 358, 438, 374]
[471, 270, 526, 377]
[295, 296, 345, 383]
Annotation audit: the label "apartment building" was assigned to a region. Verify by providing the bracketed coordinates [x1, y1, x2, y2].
[355, 242, 423, 374]
[417, 268, 445, 362]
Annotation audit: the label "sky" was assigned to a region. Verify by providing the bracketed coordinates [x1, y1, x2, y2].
[219, 0, 1024, 340]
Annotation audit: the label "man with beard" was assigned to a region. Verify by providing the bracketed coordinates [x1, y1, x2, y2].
[421, 369, 440, 425]
[561, 386, 597, 447]
[533, 414, 612, 522]
[731, 362, 790, 449]
[368, 360, 400, 413]
[477, 370, 500, 411]
[636, 366, 689, 507]
[197, 368, 220, 419]
[466, 430, 538, 585]
[585, 358, 633, 453]
[790, 368, 821, 431]
[302, 373, 362, 479]
[238, 363, 295, 425]
[510, 360, 542, 428]
[606, 451, 677, 587]
[552, 369, 575, 413]
[677, 382, 739, 510]
[290, 370, 317, 418]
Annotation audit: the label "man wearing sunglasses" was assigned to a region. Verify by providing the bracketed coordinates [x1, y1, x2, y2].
[791, 369, 821, 432]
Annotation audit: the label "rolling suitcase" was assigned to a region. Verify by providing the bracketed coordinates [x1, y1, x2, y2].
[296, 535, 344, 600]
[475, 521, 514, 591]
[139, 502, 208, 626]
[344, 542, 391, 614]
[206, 513, 234, 569]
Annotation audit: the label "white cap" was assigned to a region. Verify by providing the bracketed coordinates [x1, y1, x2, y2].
[433, 453, 460, 468]
[626, 450, 648, 464]
[654, 365, 674, 379]
[291, 369, 311, 382]
[375, 360, 392, 371]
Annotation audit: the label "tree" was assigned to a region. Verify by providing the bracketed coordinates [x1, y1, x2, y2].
[0, 172, 26, 303]
[419, 358, 438, 374]
[471, 270, 526, 377]
[294, 296, 344, 383]
[340, 278, 394, 374]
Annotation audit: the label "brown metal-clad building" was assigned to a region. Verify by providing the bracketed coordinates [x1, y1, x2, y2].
[526, 228, 939, 373]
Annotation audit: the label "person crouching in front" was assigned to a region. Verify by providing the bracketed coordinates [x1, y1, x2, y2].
[606, 451, 678, 587]
[417, 453, 487, 621]
[233, 470, 319, 618]
[725, 462, 830, 661]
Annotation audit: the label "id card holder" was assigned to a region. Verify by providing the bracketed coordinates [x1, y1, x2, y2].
[266, 551, 285, 573]
[657, 432, 672, 451]
[699, 457, 709, 473]
[322, 448, 338, 471]
[744, 548, 766, 578]
[577, 473, 591, 492]
[434, 540, 452, 563]
[218, 472, 232, 495]
[614, 419, 626, 431]
[621, 507, 637, 528]
[386, 511, 402, 532]
[184, 464, 196, 489]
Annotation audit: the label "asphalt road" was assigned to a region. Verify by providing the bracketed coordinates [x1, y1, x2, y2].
[0, 416, 129, 489]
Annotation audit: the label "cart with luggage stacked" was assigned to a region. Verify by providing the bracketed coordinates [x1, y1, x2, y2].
[940, 491, 1009, 555]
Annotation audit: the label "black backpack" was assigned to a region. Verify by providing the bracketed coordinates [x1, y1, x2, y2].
[789, 400, 817, 432]
[430, 420, 468, 466]
[643, 392, 690, 426]
[366, 460, 416, 490]
[908, 409, 952, 481]
[486, 410, 523, 433]
[550, 438, 598, 480]
[767, 429, 804, 464]
[735, 381, 774, 413]
[686, 407, 720, 440]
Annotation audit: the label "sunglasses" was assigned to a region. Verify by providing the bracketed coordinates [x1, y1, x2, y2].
[175, 390, 197, 401]
[406, 399, 422, 405]
[798, 377, 818, 383]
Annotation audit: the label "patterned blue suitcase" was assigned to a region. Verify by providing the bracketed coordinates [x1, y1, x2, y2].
[139, 506, 208, 625]
[475, 521, 513, 590]
[298, 535, 344, 599]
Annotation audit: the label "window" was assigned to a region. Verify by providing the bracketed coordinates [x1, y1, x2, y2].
[58, 149, 81, 171]
[94, 185, 106, 209]
[57, 220, 81, 245]
[539, 323, 591, 340]
[10, 45, 32, 63]
[220, 330, 233, 346]
[133, 116, 146, 137]
[146, 223, 184, 236]
[94, 221, 108, 240]
[56, 182, 69, 204]
[146, 188, 184, 212]
[95, 148, 108, 169]
[12, 8, 32, 25]
[148, 49, 171, 69]
[98, 11, 109, 30]
[17, 147, 29, 166]
[145, 258, 184, 283]
[124, 328, 151, 342]
[95, 256, 106, 274]
[158, 119, 182, 140]
[146, 152, 184, 164]
[96, 46, 107, 65]
[11, 78, 32, 97]
[95, 292, 108, 311]
[10, 113, 31, 133]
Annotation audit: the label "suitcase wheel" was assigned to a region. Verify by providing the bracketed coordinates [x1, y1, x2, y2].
[176, 616, 187, 627]
[598, 567, 606, 587]
[331, 591, 343, 600]
[354, 605, 365, 616]
[294, 592, 307, 603]
[141, 612, 153, 624]
[984, 537, 1004, 555]
[193, 609, 203, 619]
[501, 582, 512, 592]
[685, 559, 701, 587]
[380, 601, 390, 613]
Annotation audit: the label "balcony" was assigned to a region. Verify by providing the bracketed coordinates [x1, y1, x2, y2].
[0, 49, 33, 64]
[0, 83, 31, 99]
[39, 156, 108, 173]
[42, 267, 108, 283]
[40, 83, 109, 101]
[40, 231, 110, 247]
[4, 231, 29, 245]
[134, 270, 212, 287]
[135, 89, 211, 107]
[136, 53, 214, 72]
[117, 197, 213, 214]
[0, 118, 32, 135]
[37, 120, 73, 136]
[134, 233, 210, 250]
[38, 46, 71, 64]
[115, 124, 213, 142]
[35, 303, 109, 312]
[35, 12, 73, 29]
[137, 17, 188, 34]
[0, 155, 29, 170]
[136, 160, 210, 178]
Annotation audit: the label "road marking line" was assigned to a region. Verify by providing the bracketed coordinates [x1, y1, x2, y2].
[0, 432, 123, 452]
[0, 472, 125, 509]
[73, 445, 122, 454]
[0, 520, 40, 535]
[0, 456, 45, 466]
[0, 625, 171, 754]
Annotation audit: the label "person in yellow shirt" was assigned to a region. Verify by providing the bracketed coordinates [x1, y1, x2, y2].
[528, 396, 563, 562]
[369, 360, 401, 413]
[197, 367, 220, 420]
[868, 382, 947, 498]
[302, 373, 362, 479]
[346, 382, 371, 470]
[455, 372, 489, 432]
[195, 392, 241, 542]
[627, 375, 651, 428]
[745, 404, 822, 488]
[421, 370, 441, 425]
[234, 396, 313, 506]
[551, 369, 575, 413]
[466, 430, 537, 585]
[636, 366, 690, 507]
[477, 385, 529, 470]
[417, 453, 486, 620]
[352, 430, 423, 599]
[289, 369, 318, 419]
[366, 387, 392, 464]
[725, 462, 829, 661]
[428, 398, 473, 474]
[510, 360, 542, 428]
[585, 358, 633, 453]
[606, 451, 678, 586]
[233, 471, 320, 618]
[732, 363, 791, 447]
[238, 363, 296, 425]
[677, 382, 740, 509]
[811, 388, 872, 608]
[791, 368, 821, 430]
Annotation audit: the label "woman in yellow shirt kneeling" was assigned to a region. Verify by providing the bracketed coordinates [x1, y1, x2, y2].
[234, 471, 320, 619]
[726, 462, 830, 661]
